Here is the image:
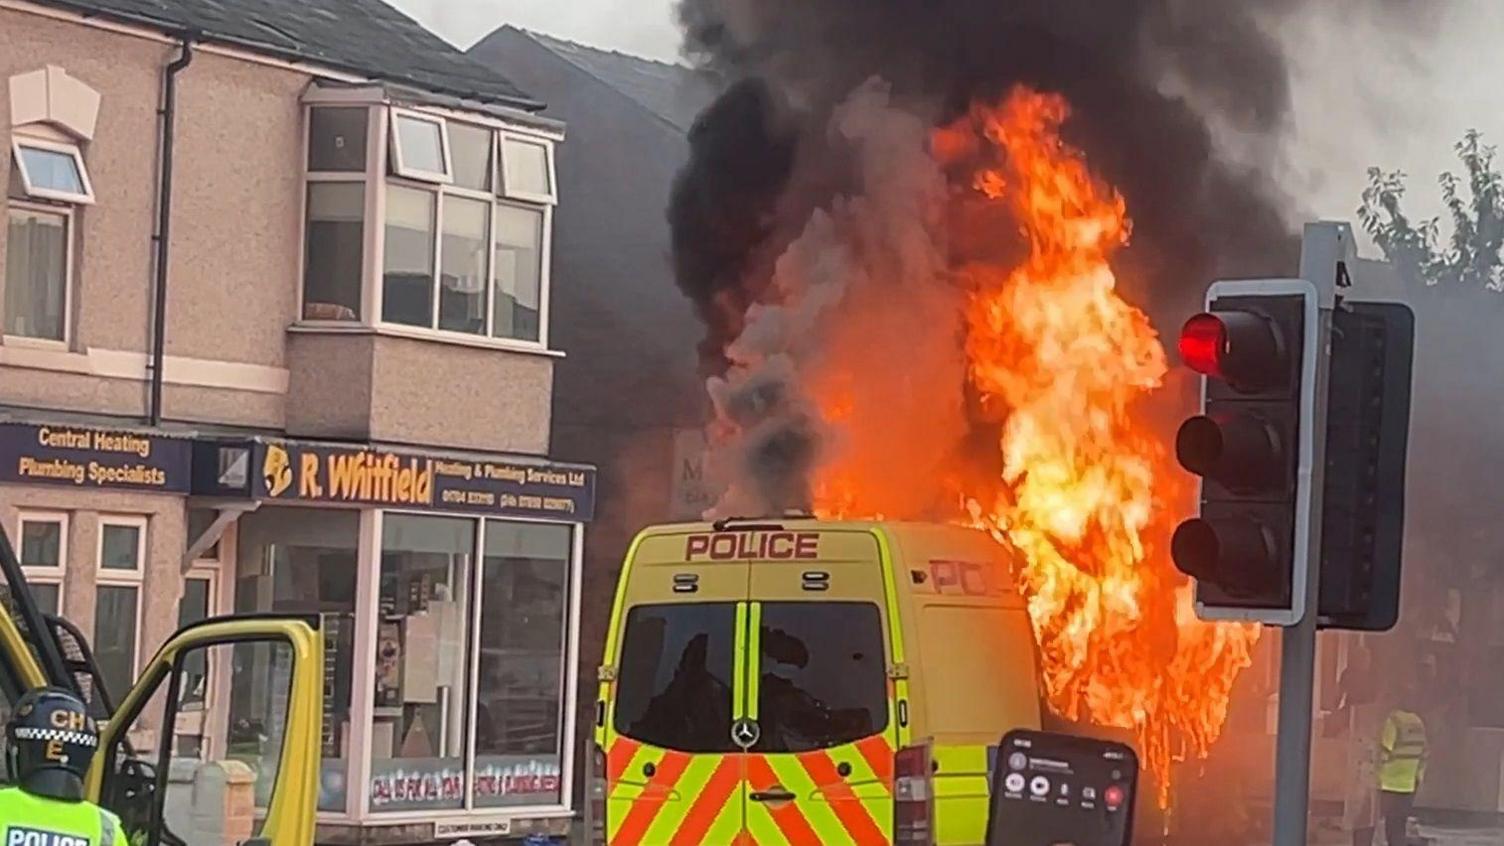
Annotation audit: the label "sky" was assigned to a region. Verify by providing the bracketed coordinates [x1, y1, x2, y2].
[389, 0, 682, 62]
[388, 0, 1504, 261]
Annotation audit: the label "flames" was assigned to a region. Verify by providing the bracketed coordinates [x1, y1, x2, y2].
[810, 89, 1260, 797]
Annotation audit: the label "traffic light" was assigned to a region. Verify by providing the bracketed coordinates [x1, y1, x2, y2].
[1317, 301, 1414, 631]
[1171, 279, 1321, 625]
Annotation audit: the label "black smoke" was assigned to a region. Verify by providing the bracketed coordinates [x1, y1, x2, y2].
[668, 0, 1421, 374]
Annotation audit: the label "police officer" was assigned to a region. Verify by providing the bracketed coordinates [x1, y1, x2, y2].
[1377, 686, 1427, 846]
[0, 687, 127, 846]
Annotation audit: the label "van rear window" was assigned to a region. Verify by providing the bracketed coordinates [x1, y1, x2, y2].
[755, 601, 887, 753]
[614, 603, 737, 752]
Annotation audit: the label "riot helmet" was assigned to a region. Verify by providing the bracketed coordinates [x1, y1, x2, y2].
[5, 687, 98, 800]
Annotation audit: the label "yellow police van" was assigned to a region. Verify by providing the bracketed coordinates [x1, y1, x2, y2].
[592, 519, 1044, 845]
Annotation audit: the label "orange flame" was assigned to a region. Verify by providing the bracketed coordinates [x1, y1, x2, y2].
[812, 87, 1259, 800]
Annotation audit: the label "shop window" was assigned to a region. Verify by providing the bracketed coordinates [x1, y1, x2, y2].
[473, 520, 571, 807]
[11, 137, 94, 205]
[371, 513, 474, 813]
[235, 507, 358, 813]
[297, 97, 555, 347]
[4, 204, 71, 342]
[95, 517, 144, 706]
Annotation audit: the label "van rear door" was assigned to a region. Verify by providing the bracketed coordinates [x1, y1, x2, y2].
[600, 530, 751, 844]
[744, 528, 898, 845]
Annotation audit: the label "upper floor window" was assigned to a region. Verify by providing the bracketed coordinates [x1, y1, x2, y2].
[7, 137, 92, 345]
[300, 102, 557, 346]
[6, 66, 99, 346]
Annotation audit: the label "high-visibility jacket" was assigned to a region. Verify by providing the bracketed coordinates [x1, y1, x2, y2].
[0, 785, 126, 846]
[1378, 708, 1427, 794]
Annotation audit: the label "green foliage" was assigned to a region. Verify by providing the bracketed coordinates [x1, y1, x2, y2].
[1357, 130, 1504, 290]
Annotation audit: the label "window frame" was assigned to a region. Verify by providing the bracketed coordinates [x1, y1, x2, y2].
[10, 136, 94, 205]
[14, 511, 67, 612]
[94, 515, 146, 685]
[389, 109, 454, 185]
[3, 200, 75, 347]
[301, 104, 381, 325]
[498, 133, 557, 205]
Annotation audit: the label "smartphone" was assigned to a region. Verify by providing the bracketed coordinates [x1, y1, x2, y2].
[985, 729, 1139, 846]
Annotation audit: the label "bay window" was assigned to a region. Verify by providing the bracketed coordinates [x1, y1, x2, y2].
[300, 100, 557, 346]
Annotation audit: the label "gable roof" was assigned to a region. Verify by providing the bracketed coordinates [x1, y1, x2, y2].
[26, 0, 541, 111]
[516, 29, 714, 133]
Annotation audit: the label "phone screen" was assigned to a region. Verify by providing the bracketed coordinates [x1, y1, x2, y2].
[985, 729, 1139, 846]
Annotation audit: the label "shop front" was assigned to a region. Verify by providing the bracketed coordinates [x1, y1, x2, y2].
[200, 436, 596, 842]
[0, 417, 595, 843]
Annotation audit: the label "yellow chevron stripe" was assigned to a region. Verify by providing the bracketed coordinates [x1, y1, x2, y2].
[771, 754, 851, 837]
[606, 745, 668, 842]
[702, 781, 745, 845]
[640, 754, 719, 844]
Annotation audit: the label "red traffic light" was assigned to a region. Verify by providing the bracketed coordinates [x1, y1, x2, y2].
[1178, 310, 1284, 392]
[1179, 314, 1228, 380]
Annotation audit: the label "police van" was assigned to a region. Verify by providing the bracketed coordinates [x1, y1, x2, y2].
[592, 519, 1044, 845]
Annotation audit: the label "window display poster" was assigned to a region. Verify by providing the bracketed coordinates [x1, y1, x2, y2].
[474, 754, 564, 808]
[369, 755, 562, 812]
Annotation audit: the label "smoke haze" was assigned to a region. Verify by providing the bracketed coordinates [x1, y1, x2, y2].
[670, 0, 1423, 516]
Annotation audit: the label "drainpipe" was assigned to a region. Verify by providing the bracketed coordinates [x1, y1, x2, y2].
[148, 36, 195, 426]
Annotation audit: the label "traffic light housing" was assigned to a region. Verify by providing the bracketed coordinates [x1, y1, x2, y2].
[1172, 279, 1320, 625]
[1317, 301, 1414, 631]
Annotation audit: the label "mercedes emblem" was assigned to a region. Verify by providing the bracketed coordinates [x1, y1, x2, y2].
[731, 718, 761, 749]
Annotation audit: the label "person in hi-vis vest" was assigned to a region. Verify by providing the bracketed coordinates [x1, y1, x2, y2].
[0, 687, 127, 846]
[1376, 686, 1427, 846]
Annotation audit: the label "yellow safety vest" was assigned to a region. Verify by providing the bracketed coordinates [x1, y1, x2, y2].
[0, 785, 126, 845]
[1378, 709, 1427, 793]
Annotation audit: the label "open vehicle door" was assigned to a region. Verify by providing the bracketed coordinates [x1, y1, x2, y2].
[0, 525, 324, 845]
[86, 616, 324, 846]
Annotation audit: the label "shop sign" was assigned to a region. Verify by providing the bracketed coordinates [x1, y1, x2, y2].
[0, 422, 191, 493]
[369, 755, 562, 813]
[256, 441, 595, 521]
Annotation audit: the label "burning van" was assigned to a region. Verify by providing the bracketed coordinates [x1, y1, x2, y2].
[590, 518, 1043, 845]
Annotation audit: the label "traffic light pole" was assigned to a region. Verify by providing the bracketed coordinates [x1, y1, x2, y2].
[1271, 222, 1346, 846]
